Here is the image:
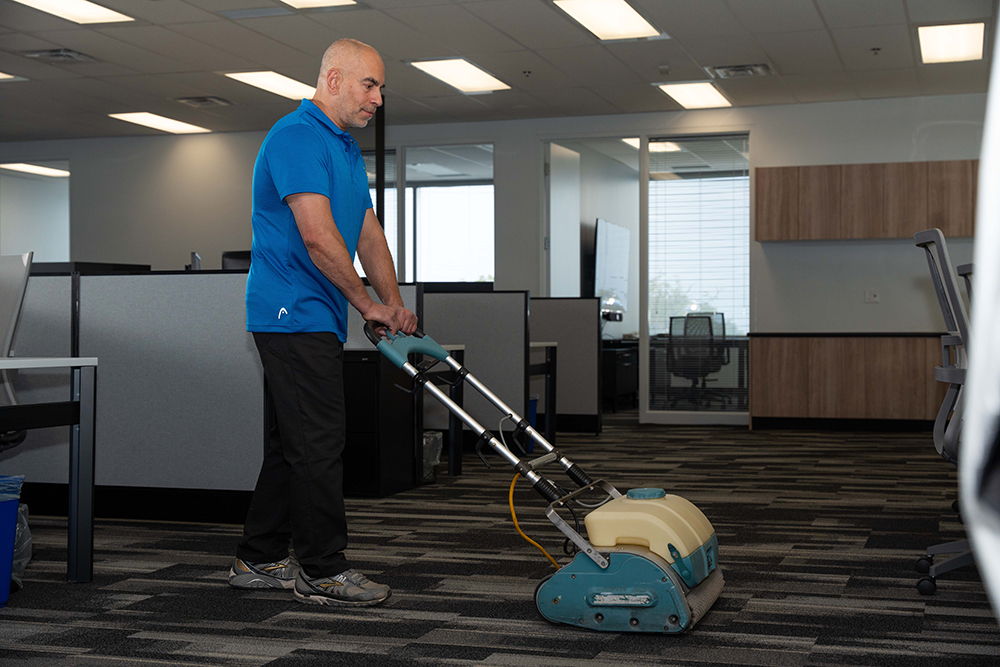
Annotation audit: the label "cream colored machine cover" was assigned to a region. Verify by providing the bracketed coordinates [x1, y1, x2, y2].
[584, 494, 716, 563]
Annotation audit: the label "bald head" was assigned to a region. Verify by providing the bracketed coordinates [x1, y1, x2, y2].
[313, 38, 385, 130]
[319, 38, 378, 82]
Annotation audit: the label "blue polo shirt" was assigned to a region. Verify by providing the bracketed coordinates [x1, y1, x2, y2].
[246, 99, 372, 340]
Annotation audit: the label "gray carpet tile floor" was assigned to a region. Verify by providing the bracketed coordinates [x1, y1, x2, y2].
[1, 415, 999, 666]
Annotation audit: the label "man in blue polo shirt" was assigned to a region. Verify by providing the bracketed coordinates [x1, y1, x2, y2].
[229, 38, 417, 607]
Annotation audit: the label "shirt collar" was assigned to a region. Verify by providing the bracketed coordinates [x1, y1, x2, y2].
[299, 99, 355, 146]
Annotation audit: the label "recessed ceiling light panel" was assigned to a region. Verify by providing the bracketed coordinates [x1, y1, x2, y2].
[657, 82, 732, 109]
[918, 23, 985, 64]
[553, 0, 659, 41]
[0, 72, 28, 82]
[622, 138, 682, 151]
[11, 0, 133, 24]
[225, 71, 316, 100]
[411, 59, 510, 93]
[279, 0, 356, 7]
[109, 113, 210, 134]
[1, 163, 70, 177]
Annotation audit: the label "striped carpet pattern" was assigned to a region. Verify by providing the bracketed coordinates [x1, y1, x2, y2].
[2, 416, 999, 666]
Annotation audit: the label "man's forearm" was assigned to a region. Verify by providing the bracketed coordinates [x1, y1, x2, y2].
[305, 236, 376, 316]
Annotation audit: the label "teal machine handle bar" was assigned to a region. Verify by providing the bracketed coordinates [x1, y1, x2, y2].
[364, 320, 616, 568]
[363, 321, 602, 495]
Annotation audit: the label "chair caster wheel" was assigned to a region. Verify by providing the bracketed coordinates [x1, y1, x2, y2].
[917, 577, 937, 595]
[916, 557, 932, 574]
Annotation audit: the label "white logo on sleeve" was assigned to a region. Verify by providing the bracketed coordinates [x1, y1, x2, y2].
[278, 307, 288, 320]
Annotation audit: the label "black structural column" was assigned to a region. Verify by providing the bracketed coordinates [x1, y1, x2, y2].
[375, 94, 385, 225]
[68, 365, 96, 583]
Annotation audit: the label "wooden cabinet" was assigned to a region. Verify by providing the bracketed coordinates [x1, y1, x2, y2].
[799, 166, 841, 239]
[755, 167, 798, 240]
[751, 336, 946, 420]
[842, 163, 884, 239]
[928, 160, 975, 237]
[756, 160, 977, 241]
[750, 337, 808, 417]
[884, 161, 928, 238]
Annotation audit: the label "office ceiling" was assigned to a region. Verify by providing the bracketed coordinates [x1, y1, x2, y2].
[0, 0, 994, 142]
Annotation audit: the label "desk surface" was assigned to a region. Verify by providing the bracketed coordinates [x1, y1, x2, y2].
[0, 357, 99, 370]
[530, 341, 558, 348]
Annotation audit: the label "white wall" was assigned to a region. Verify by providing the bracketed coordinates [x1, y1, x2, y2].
[576, 144, 640, 338]
[0, 171, 69, 261]
[547, 143, 580, 297]
[0, 93, 984, 331]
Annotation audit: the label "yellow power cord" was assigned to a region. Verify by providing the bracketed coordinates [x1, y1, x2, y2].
[509, 474, 561, 569]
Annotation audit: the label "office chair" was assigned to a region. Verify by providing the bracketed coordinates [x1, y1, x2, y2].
[914, 228, 973, 594]
[0, 252, 33, 452]
[221, 250, 251, 270]
[957, 263, 974, 303]
[667, 314, 729, 409]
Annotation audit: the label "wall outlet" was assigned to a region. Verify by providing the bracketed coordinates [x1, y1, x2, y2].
[865, 288, 880, 304]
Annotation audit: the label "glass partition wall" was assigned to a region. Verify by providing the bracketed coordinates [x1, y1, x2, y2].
[641, 135, 750, 424]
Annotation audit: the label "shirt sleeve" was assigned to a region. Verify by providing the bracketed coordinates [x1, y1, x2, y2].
[265, 124, 331, 203]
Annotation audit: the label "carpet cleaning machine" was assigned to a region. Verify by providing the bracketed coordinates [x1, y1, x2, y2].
[366, 323, 724, 633]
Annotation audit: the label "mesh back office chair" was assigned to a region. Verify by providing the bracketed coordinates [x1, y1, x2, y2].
[667, 313, 729, 408]
[0, 252, 33, 452]
[914, 228, 973, 594]
[221, 251, 251, 270]
[957, 263, 974, 303]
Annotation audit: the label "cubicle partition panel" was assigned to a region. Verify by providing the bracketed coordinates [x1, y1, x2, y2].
[529, 298, 601, 433]
[0, 276, 73, 482]
[79, 273, 263, 491]
[422, 291, 528, 439]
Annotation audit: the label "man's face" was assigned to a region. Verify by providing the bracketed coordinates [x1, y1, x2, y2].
[334, 49, 384, 129]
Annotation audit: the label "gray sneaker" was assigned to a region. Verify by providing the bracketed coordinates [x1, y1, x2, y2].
[293, 568, 391, 606]
[229, 557, 298, 590]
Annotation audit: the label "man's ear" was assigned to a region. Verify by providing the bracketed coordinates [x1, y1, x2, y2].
[325, 67, 340, 95]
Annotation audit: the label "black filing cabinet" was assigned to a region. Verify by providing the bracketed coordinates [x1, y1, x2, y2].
[602, 347, 638, 411]
[343, 350, 417, 497]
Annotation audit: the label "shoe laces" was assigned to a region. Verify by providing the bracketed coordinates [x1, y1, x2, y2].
[335, 569, 370, 586]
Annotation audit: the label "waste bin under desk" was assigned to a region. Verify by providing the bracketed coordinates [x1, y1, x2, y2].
[342, 350, 417, 497]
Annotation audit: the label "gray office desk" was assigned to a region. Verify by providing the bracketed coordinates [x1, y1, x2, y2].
[0, 357, 97, 583]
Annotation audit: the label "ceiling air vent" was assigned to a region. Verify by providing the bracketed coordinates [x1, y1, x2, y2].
[708, 63, 773, 79]
[21, 48, 97, 63]
[176, 96, 233, 108]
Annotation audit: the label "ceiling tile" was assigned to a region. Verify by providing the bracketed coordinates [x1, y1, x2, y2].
[456, 50, 569, 93]
[101, 74, 215, 100]
[95, 25, 248, 70]
[385, 5, 523, 54]
[905, 0, 993, 23]
[100, 0, 220, 24]
[603, 39, 704, 84]
[412, 93, 500, 121]
[382, 95, 451, 124]
[306, 9, 457, 60]
[815, 0, 907, 28]
[34, 29, 186, 74]
[179, 0, 276, 11]
[235, 15, 342, 56]
[470, 88, 559, 115]
[49, 61, 139, 77]
[632, 0, 747, 38]
[850, 67, 919, 98]
[170, 21, 316, 68]
[464, 0, 593, 50]
[676, 33, 770, 69]
[782, 72, 858, 102]
[535, 45, 644, 88]
[545, 87, 622, 116]
[714, 75, 795, 106]
[917, 60, 990, 95]
[0, 50, 76, 79]
[0, 32, 61, 52]
[756, 30, 844, 75]
[58, 76, 165, 108]
[832, 24, 915, 70]
[724, 0, 826, 34]
[592, 82, 682, 113]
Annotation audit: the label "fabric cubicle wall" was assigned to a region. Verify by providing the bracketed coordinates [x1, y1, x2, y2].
[529, 297, 601, 433]
[0, 276, 73, 483]
[2, 273, 420, 492]
[422, 291, 529, 434]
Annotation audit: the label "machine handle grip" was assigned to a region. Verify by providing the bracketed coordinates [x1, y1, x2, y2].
[364, 321, 449, 369]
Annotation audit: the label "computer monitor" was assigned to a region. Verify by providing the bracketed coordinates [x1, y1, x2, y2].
[185, 252, 201, 271]
[221, 251, 251, 270]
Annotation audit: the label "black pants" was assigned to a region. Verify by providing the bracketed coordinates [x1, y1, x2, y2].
[237, 332, 349, 578]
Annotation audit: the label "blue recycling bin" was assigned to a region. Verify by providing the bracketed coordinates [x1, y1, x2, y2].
[0, 475, 25, 607]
